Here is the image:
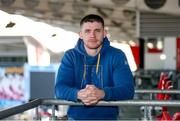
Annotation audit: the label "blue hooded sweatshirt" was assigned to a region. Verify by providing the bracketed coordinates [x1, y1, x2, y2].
[55, 37, 134, 120]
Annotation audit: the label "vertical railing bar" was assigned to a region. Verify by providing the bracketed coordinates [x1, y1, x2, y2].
[35, 106, 41, 121]
[148, 93, 153, 121]
[50, 105, 57, 121]
[143, 105, 148, 121]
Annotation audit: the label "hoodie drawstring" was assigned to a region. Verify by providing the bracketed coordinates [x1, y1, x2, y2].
[96, 53, 101, 74]
[82, 53, 101, 81]
[82, 46, 102, 81]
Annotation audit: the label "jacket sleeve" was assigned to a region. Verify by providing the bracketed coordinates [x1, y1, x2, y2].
[55, 51, 79, 102]
[103, 50, 135, 101]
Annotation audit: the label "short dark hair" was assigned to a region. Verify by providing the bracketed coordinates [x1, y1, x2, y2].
[80, 14, 104, 27]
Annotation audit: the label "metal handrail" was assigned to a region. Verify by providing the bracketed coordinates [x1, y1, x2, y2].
[135, 89, 180, 94]
[0, 89, 180, 120]
[0, 99, 42, 120]
[42, 99, 180, 107]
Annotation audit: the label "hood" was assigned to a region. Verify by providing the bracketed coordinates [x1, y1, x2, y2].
[74, 37, 110, 56]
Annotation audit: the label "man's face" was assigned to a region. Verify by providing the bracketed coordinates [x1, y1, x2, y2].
[79, 21, 106, 49]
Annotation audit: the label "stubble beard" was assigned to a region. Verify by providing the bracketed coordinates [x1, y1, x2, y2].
[86, 42, 102, 50]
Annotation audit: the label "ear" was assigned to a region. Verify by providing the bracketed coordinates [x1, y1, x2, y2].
[79, 32, 83, 39]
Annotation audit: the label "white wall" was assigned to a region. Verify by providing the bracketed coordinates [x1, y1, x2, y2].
[163, 37, 176, 69]
[145, 37, 176, 70]
[145, 53, 164, 70]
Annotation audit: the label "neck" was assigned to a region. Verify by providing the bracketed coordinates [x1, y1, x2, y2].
[85, 46, 102, 56]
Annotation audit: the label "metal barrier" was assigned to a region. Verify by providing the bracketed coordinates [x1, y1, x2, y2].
[42, 99, 180, 107]
[0, 99, 42, 120]
[135, 89, 180, 94]
[0, 89, 180, 120]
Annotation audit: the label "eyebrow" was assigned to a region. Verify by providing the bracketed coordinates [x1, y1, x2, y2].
[84, 28, 103, 31]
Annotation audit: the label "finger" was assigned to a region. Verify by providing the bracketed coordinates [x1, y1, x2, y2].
[79, 89, 86, 93]
[89, 100, 98, 105]
[83, 96, 98, 103]
[79, 93, 88, 99]
[78, 90, 89, 100]
[83, 99, 98, 106]
[86, 85, 96, 90]
[81, 95, 96, 101]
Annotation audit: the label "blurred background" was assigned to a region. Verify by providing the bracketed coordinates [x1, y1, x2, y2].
[0, 0, 180, 120]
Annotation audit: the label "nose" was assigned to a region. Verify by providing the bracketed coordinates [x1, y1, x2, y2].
[89, 31, 95, 38]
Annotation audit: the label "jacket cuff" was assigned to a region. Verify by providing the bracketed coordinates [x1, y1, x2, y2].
[72, 88, 79, 101]
[103, 88, 111, 101]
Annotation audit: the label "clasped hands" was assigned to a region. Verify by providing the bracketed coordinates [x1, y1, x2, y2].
[77, 85, 105, 106]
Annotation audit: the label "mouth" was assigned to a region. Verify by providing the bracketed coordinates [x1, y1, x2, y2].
[88, 39, 97, 42]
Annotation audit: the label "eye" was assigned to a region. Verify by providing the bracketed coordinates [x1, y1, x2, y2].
[95, 29, 101, 33]
[85, 30, 91, 34]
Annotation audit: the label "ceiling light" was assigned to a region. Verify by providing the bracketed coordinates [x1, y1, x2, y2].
[160, 54, 166, 60]
[157, 40, 163, 50]
[147, 42, 153, 49]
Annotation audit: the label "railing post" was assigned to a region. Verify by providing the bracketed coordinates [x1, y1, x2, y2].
[143, 105, 148, 121]
[49, 105, 57, 121]
[34, 106, 41, 121]
[148, 93, 153, 121]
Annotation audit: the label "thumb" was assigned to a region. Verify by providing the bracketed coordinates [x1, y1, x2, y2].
[85, 84, 91, 88]
[86, 84, 96, 89]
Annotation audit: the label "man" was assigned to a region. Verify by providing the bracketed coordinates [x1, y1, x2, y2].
[55, 14, 134, 120]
